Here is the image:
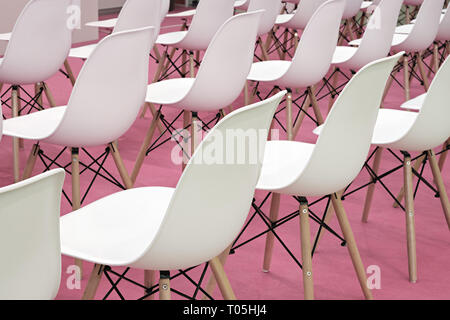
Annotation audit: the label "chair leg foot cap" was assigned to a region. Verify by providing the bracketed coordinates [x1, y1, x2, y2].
[262, 269, 270, 273]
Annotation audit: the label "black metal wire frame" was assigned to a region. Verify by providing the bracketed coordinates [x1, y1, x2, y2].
[315, 67, 354, 102]
[145, 106, 223, 158]
[341, 146, 447, 211]
[1, 84, 46, 118]
[266, 28, 297, 59]
[99, 264, 215, 300]
[158, 47, 201, 82]
[36, 145, 125, 206]
[231, 194, 346, 271]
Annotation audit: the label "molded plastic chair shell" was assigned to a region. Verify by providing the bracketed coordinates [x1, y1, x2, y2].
[0, 0, 72, 85]
[60, 92, 285, 270]
[437, 8, 450, 41]
[258, 53, 404, 196]
[277, 0, 328, 30]
[392, 0, 445, 53]
[247, 0, 283, 36]
[343, 0, 364, 19]
[0, 169, 65, 300]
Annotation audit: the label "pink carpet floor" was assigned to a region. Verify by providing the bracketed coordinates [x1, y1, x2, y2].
[1, 13, 449, 300]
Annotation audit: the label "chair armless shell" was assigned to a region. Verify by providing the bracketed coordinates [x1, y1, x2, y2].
[380, 55, 450, 152]
[175, 0, 235, 51]
[179, 10, 264, 111]
[437, 9, 450, 41]
[342, 0, 403, 70]
[393, 0, 445, 53]
[279, 0, 329, 31]
[343, 0, 364, 19]
[0, 169, 65, 300]
[270, 53, 404, 197]
[44, 27, 155, 148]
[0, 0, 72, 85]
[277, 0, 346, 88]
[113, 0, 163, 41]
[247, 0, 283, 36]
[130, 92, 285, 270]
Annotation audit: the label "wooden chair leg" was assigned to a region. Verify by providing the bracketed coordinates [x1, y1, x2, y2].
[438, 138, 449, 171]
[71, 147, 84, 275]
[381, 73, 394, 108]
[308, 86, 324, 125]
[286, 90, 293, 141]
[43, 82, 56, 108]
[202, 245, 232, 300]
[64, 59, 77, 86]
[362, 147, 384, 222]
[109, 141, 133, 189]
[244, 81, 251, 106]
[210, 256, 236, 300]
[393, 153, 426, 208]
[403, 54, 410, 101]
[22, 143, 40, 181]
[328, 69, 340, 112]
[191, 112, 202, 154]
[131, 114, 159, 184]
[428, 150, 450, 230]
[416, 52, 430, 91]
[262, 193, 281, 272]
[159, 271, 172, 300]
[34, 83, 44, 110]
[144, 270, 155, 300]
[189, 51, 195, 77]
[331, 193, 373, 299]
[298, 198, 314, 300]
[292, 93, 311, 139]
[11, 86, 20, 182]
[82, 264, 104, 300]
[403, 153, 418, 283]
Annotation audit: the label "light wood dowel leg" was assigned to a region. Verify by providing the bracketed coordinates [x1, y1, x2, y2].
[292, 92, 311, 139]
[110, 141, 133, 189]
[393, 153, 426, 208]
[144, 270, 155, 300]
[308, 86, 324, 125]
[438, 139, 449, 171]
[328, 69, 339, 112]
[331, 194, 373, 299]
[159, 271, 171, 300]
[82, 264, 104, 300]
[299, 198, 314, 300]
[416, 52, 430, 91]
[191, 112, 201, 154]
[43, 82, 56, 108]
[428, 150, 450, 230]
[22, 143, 40, 181]
[202, 245, 232, 300]
[262, 193, 281, 272]
[362, 147, 384, 222]
[403, 54, 410, 101]
[12, 86, 20, 182]
[286, 90, 293, 141]
[71, 147, 83, 275]
[210, 257, 236, 300]
[403, 153, 418, 283]
[64, 59, 76, 86]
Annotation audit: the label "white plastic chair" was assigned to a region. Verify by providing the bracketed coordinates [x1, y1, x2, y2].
[0, 0, 72, 182]
[59, 91, 285, 300]
[361, 54, 450, 284]
[326, 0, 403, 108]
[132, 10, 264, 183]
[246, 0, 346, 140]
[2, 26, 156, 243]
[0, 169, 65, 300]
[255, 52, 403, 300]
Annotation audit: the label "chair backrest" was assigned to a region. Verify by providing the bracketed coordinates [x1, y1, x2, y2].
[0, 169, 65, 300]
[343, 0, 364, 19]
[247, 0, 282, 36]
[282, 53, 403, 196]
[46, 27, 155, 147]
[0, 0, 72, 85]
[437, 7, 450, 41]
[279, 0, 345, 88]
[394, 55, 450, 151]
[178, 0, 236, 51]
[132, 92, 286, 270]
[113, 0, 162, 40]
[283, 0, 328, 30]
[180, 10, 263, 112]
[398, 0, 445, 52]
[345, 0, 403, 70]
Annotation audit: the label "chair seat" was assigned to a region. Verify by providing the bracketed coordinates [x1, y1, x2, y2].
[332, 46, 358, 64]
[0, 32, 11, 41]
[275, 13, 294, 25]
[85, 18, 118, 29]
[400, 93, 425, 111]
[247, 60, 290, 82]
[256, 140, 315, 191]
[371, 109, 418, 146]
[165, 9, 197, 18]
[61, 187, 175, 267]
[361, 1, 373, 10]
[156, 31, 188, 46]
[348, 38, 362, 46]
[145, 78, 195, 105]
[69, 44, 97, 59]
[391, 33, 409, 48]
[395, 24, 414, 35]
[2, 106, 66, 140]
